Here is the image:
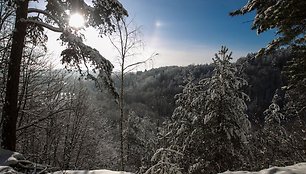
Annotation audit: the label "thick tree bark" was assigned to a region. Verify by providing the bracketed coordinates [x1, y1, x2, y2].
[1, 0, 29, 151]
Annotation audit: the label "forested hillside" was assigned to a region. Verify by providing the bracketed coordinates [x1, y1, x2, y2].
[1, 46, 305, 173]
[121, 50, 289, 125]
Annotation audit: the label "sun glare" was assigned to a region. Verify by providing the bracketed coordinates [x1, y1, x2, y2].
[69, 13, 85, 29]
[155, 21, 162, 28]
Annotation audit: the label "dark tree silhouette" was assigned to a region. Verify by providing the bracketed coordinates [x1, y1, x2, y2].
[1, 0, 127, 151]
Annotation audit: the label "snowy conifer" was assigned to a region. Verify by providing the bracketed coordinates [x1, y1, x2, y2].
[144, 148, 182, 174]
[179, 46, 251, 173]
[264, 90, 285, 128]
[169, 79, 202, 150]
[255, 90, 305, 167]
[200, 46, 251, 140]
[164, 47, 251, 173]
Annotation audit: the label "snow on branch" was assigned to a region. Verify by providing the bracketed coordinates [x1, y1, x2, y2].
[26, 8, 64, 32]
[60, 31, 117, 96]
[22, 18, 63, 32]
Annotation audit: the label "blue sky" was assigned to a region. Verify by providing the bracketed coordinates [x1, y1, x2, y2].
[113, 0, 276, 68]
[47, 0, 276, 70]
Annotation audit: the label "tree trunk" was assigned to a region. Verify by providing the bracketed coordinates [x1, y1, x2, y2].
[1, 0, 29, 151]
[120, 60, 125, 171]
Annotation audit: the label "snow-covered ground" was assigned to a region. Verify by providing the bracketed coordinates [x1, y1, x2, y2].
[53, 170, 132, 174]
[0, 148, 132, 174]
[220, 163, 306, 174]
[0, 167, 132, 174]
[2, 148, 306, 174]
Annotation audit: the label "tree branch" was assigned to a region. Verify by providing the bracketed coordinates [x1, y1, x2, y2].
[16, 108, 72, 131]
[26, 8, 64, 32]
[22, 18, 63, 32]
[123, 52, 158, 72]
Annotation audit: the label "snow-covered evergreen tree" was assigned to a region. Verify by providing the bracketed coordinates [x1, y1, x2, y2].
[124, 109, 157, 172]
[144, 148, 182, 174]
[262, 91, 289, 166]
[166, 77, 207, 171]
[253, 90, 305, 168]
[169, 79, 201, 149]
[232, 1, 306, 167]
[186, 46, 251, 173]
[164, 46, 252, 173]
[199, 46, 250, 138]
[231, 0, 306, 131]
[264, 90, 285, 128]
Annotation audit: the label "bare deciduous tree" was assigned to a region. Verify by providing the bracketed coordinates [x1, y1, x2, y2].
[108, 17, 157, 171]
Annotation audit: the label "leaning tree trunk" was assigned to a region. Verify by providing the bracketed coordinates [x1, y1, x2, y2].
[1, 0, 29, 151]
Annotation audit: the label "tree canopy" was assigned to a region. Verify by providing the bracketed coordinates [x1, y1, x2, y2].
[1, 0, 128, 151]
[231, 0, 306, 55]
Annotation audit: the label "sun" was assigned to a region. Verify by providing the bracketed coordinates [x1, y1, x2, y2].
[155, 21, 162, 28]
[69, 13, 85, 29]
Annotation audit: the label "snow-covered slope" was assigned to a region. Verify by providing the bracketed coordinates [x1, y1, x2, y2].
[220, 163, 306, 174]
[52, 170, 132, 174]
[52, 163, 306, 174]
[0, 167, 132, 174]
[0, 148, 132, 174]
[2, 149, 306, 174]
[0, 148, 25, 166]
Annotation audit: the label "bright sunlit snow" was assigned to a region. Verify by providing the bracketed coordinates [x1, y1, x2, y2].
[53, 170, 132, 174]
[220, 163, 306, 174]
